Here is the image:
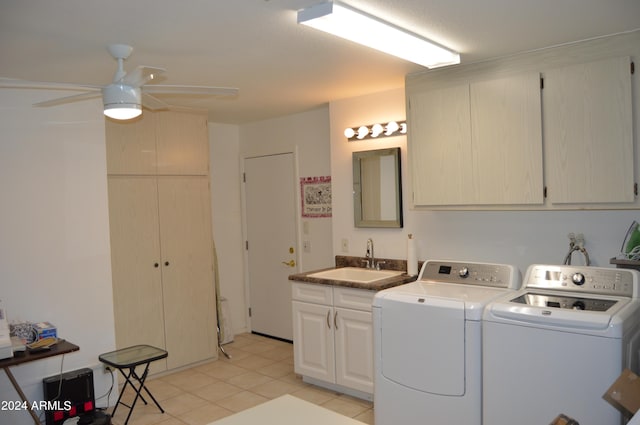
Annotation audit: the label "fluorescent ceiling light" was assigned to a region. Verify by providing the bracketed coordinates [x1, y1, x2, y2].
[297, 1, 460, 68]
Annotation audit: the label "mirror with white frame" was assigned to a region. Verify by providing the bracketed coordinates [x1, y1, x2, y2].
[352, 147, 403, 228]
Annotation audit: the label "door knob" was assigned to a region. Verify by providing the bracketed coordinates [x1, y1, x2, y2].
[281, 260, 296, 267]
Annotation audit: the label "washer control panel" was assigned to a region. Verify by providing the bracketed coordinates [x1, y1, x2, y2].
[419, 260, 519, 289]
[526, 264, 638, 297]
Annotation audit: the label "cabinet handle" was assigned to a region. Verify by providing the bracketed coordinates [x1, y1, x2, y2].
[326, 310, 331, 329]
[164, 261, 170, 266]
[154, 263, 159, 268]
[334, 311, 338, 330]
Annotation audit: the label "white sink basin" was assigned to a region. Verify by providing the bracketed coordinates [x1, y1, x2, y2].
[307, 267, 403, 283]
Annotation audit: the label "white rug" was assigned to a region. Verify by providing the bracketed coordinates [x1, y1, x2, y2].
[207, 395, 365, 425]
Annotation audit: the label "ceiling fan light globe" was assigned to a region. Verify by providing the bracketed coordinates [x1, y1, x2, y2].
[102, 83, 142, 120]
[104, 105, 142, 120]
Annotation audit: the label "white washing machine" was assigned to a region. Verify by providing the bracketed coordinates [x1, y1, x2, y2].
[483, 264, 640, 425]
[373, 260, 520, 424]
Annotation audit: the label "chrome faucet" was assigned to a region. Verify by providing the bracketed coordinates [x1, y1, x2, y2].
[365, 238, 375, 269]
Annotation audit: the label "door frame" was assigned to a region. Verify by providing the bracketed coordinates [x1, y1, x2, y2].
[240, 149, 301, 337]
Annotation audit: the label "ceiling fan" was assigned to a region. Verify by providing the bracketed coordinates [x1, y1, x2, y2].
[0, 44, 239, 120]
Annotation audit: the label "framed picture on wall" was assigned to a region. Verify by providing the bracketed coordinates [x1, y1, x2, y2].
[301, 176, 332, 218]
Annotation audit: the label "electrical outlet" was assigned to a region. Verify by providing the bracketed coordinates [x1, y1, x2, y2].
[341, 238, 349, 253]
[303, 240, 311, 253]
[102, 364, 112, 374]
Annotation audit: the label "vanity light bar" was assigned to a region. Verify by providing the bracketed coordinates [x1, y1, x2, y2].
[344, 120, 407, 141]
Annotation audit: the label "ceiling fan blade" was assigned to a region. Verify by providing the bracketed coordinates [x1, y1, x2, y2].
[34, 91, 102, 107]
[0, 77, 101, 91]
[143, 85, 239, 97]
[142, 93, 170, 111]
[122, 66, 166, 87]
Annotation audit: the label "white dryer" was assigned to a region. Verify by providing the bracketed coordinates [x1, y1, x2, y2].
[373, 260, 520, 425]
[483, 264, 640, 425]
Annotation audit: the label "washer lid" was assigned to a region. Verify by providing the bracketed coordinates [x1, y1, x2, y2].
[511, 292, 618, 312]
[485, 290, 632, 332]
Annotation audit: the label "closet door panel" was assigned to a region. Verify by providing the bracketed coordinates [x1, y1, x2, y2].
[157, 176, 217, 369]
[156, 111, 209, 176]
[105, 113, 157, 175]
[107, 176, 167, 372]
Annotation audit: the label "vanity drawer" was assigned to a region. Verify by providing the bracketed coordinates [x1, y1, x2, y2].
[292, 282, 333, 305]
[333, 287, 375, 312]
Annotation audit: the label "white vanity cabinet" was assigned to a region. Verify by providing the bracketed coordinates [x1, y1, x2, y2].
[292, 282, 375, 398]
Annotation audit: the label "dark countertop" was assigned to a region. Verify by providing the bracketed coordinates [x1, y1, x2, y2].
[289, 255, 418, 291]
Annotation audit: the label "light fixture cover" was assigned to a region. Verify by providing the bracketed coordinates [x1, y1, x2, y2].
[102, 83, 142, 120]
[298, 1, 460, 68]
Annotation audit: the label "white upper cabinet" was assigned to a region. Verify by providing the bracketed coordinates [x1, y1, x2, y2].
[407, 29, 638, 210]
[470, 73, 544, 205]
[544, 56, 634, 204]
[409, 73, 543, 206]
[409, 84, 473, 206]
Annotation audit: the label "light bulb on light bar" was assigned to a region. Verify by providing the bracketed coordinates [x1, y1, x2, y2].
[357, 126, 369, 139]
[297, 1, 460, 68]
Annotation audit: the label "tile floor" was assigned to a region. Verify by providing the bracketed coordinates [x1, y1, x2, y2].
[106, 333, 374, 425]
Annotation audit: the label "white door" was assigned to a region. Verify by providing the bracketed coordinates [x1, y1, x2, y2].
[244, 153, 297, 340]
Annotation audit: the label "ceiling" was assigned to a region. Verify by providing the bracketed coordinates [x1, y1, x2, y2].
[1, 0, 639, 124]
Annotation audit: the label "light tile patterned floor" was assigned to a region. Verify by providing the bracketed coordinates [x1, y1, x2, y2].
[107, 333, 374, 425]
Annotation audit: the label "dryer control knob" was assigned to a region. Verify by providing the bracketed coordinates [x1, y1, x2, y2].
[459, 267, 469, 278]
[572, 272, 586, 285]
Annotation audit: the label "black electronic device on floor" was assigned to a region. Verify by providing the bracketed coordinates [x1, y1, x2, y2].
[43, 367, 108, 425]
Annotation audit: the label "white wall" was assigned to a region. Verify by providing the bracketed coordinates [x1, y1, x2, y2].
[329, 35, 640, 277]
[0, 89, 116, 424]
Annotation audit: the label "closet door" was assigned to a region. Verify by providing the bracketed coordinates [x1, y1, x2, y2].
[105, 113, 157, 175]
[157, 176, 217, 369]
[156, 111, 210, 176]
[107, 176, 167, 372]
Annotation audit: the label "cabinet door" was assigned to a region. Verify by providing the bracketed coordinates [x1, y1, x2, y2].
[470, 73, 544, 204]
[409, 85, 473, 206]
[157, 176, 217, 369]
[292, 301, 335, 383]
[334, 308, 374, 394]
[544, 56, 634, 204]
[156, 111, 209, 176]
[105, 113, 157, 175]
[107, 176, 167, 372]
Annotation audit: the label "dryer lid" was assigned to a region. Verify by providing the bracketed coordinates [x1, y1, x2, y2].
[375, 281, 515, 321]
